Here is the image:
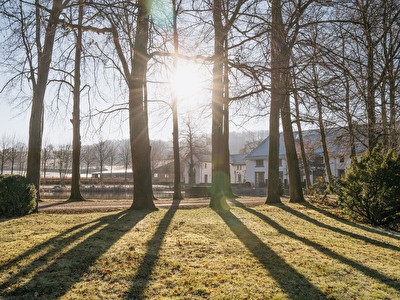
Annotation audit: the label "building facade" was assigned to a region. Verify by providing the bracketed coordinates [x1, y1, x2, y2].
[183, 154, 247, 185]
[245, 130, 358, 187]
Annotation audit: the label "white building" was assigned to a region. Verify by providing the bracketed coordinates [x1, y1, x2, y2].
[244, 130, 360, 187]
[183, 153, 247, 184]
[183, 154, 212, 184]
[230, 154, 247, 184]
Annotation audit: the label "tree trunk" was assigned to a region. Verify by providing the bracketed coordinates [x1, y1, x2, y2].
[172, 0, 183, 200]
[292, 75, 311, 191]
[388, 60, 397, 149]
[129, 0, 156, 210]
[344, 75, 356, 158]
[380, 81, 389, 149]
[26, 0, 64, 210]
[223, 36, 234, 198]
[365, 34, 377, 149]
[281, 94, 305, 203]
[210, 0, 230, 210]
[0, 154, 4, 175]
[311, 57, 333, 189]
[69, 0, 85, 201]
[316, 100, 334, 189]
[266, 0, 285, 204]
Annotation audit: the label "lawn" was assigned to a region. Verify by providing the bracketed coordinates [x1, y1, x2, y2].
[1, 200, 399, 299]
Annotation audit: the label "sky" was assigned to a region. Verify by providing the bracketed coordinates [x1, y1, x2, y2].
[0, 0, 270, 147]
[0, 85, 268, 147]
[0, 56, 268, 147]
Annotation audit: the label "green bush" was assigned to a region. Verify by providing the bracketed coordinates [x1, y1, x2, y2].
[337, 145, 400, 229]
[0, 175, 37, 218]
[310, 177, 328, 195]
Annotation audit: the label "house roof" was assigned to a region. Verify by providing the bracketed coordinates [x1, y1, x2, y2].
[245, 128, 366, 160]
[230, 153, 246, 165]
[245, 133, 286, 159]
[195, 154, 212, 162]
[194, 153, 247, 165]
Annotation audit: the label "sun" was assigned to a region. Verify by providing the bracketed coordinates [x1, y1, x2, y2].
[170, 62, 207, 101]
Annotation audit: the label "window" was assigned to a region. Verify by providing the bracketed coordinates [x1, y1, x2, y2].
[204, 163, 207, 169]
[339, 156, 345, 163]
[238, 174, 242, 183]
[154, 173, 158, 178]
[204, 174, 208, 183]
[279, 159, 283, 166]
[255, 172, 265, 187]
[256, 160, 264, 167]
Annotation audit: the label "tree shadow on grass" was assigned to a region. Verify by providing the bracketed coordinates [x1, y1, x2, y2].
[278, 204, 400, 251]
[303, 202, 400, 240]
[1, 209, 150, 299]
[229, 199, 400, 292]
[126, 198, 181, 299]
[0, 218, 101, 275]
[214, 208, 327, 299]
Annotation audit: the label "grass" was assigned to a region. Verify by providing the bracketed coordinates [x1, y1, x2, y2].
[0, 200, 399, 299]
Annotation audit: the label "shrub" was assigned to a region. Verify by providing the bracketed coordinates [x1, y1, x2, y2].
[337, 145, 400, 229]
[0, 175, 37, 218]
[310, 177, 328, 195]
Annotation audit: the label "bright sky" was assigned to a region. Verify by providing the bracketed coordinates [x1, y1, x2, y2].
[0, 59, 267, 146]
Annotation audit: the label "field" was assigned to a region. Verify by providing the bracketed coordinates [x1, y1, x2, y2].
[1, 199, 399, 299]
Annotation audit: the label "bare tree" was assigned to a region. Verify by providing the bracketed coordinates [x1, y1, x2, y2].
[97, 0, 155, 209]
[181, 117, 211, 185]
[15, 142, 28, 176]
[108, 142, 117, 177]
[0, 135, 10, 175]
[25, 0, 71, 208]
[266, 0, 286, 204]
[94, 139, 111, 179]
[69, 0, 85, 201]
[54, 144, 72, 186]
[42, 143, 54, 178]
[119, 140, 131, 181]
[171, 0, 184, 200]
[81, 144, 95, 178]
[210, 0, 248, 210]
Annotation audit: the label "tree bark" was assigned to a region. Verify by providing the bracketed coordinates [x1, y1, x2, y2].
[344, 75, 356, 158]
[172, 0, 183, 200]
[365, 36, 377, 149]
[292, 75, 311, 191]
[281, 93, 305, 203]
[266, 0, 285, 204]
[210, 0, 230, 210]
[129, 0, 156, 210]
[223, 36, 234, 198]
[69, 0, 85, 201]
[316, 99, 334, 189]
[26, 0, 65, 210]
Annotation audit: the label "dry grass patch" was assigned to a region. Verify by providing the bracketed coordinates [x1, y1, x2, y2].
[0, 202, 399, 299]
